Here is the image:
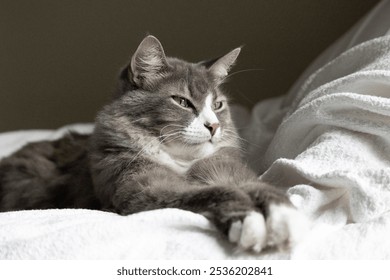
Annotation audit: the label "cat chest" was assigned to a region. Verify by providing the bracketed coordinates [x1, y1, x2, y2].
[150, 150, 196, 175]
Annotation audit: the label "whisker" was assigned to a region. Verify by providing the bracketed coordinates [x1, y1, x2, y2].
[159, 124, 185, 136]
[161, 131, 183, 140]
[161, 135, 182, 145]
[125, 139, 156, 167]
[221, 137, 247, 153]
[218, 68, 265, 85]
[125, 133, 181, 167]
[223, 129, 260, 145]
[159, 131, 182, 139]
[222, 130, 262, 150]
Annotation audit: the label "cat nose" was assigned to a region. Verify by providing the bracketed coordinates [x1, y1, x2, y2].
[204, 122, 220, 136]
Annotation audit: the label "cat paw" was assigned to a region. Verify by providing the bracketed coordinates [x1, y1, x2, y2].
[228, 211, 267, 252]
[265, 204, 310, 250]
[228, 205, 310, 253]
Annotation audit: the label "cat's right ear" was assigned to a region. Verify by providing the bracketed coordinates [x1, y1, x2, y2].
[129, 35, 169, 88]
[201, 48, 241, 82]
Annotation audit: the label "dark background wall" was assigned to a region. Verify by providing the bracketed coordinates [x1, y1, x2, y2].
[0, 0, 379, 132]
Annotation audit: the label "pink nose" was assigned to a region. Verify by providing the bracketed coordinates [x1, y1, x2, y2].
[204, 123, 220, 136]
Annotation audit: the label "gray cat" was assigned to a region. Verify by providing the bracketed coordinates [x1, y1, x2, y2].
[0, 36, 308, 252]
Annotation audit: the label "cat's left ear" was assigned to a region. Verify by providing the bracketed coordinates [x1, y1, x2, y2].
[129, 35, 169, 88]
[202, 48, 241, 81]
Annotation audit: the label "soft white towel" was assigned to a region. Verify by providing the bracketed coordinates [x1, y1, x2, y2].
[243, 20, 390, 259]
[0, 208, 228, 260]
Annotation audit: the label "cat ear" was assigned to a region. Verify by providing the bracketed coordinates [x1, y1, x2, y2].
[205, 48, 241, 80]
[129, 35, 169, 88]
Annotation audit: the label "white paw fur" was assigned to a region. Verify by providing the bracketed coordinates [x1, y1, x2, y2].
[228, 211, 267, 253]
[228, 205, 310, 253]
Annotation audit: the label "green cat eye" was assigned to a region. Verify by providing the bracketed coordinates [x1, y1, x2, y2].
[172, 96, 191, 108]
[213, 101, 223, 110]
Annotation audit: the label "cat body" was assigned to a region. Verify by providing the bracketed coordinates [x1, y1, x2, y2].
[0, 36, 308, 252]
[0, 133, 99, 210]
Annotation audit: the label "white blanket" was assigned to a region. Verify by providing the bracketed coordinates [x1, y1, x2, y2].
[2, 0, 390, 259]
[244, 38, 390, 259]
[242, 0, 390, 258]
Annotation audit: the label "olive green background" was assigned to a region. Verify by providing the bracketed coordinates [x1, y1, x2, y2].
[0, 0, 379, 132]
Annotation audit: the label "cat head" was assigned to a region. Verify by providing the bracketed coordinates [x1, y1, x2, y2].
[110, 35, 241, 156]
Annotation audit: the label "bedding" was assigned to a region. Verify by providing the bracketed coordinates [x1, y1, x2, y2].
[1, 0, 390, 260]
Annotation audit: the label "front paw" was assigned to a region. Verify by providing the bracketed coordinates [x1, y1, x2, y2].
[228, 211, 267, 252]
[228, 205, 309, 252]
[265, 203, 310, 249]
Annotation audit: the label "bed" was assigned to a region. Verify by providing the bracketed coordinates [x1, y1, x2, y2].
[1, 0, 390, 260]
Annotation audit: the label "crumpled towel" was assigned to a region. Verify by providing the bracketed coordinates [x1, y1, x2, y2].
[243, 33, 390, 258]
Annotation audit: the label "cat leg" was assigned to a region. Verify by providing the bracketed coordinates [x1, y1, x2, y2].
[186, 148, 310, 251]
[111, 172, 271, 252]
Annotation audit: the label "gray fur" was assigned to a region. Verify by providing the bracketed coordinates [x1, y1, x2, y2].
[0, 36, 290, 236]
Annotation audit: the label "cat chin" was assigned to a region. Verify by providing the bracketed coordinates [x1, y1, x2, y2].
[197, 141, 217, 158]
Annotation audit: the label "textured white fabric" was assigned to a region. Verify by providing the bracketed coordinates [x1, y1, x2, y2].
[243, 0, 390, 259]
[1, 0, 390, 260]
[0, 208, 226, 260]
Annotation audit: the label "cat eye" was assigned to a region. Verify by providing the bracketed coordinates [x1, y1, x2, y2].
[213, 101, 223, 110]
[172, 96, 192, 108]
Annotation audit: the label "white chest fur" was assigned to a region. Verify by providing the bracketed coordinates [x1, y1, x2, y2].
[146, 141, 217, 174]
[154, 149, 195, 174]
